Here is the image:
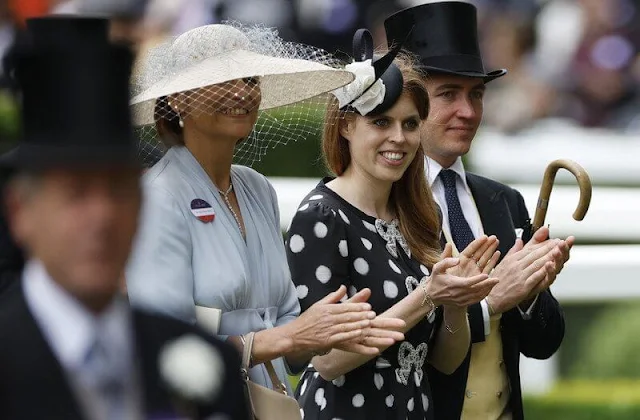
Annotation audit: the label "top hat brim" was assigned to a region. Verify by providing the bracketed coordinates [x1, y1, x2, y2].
[421, 66, 507, 83]
[0, 142, 139, 171]
[384, 2, 508, 84]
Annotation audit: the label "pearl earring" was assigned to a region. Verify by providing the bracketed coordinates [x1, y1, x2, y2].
[179, 117, 184, 128]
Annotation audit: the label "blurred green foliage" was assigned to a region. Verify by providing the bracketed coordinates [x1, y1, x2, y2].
[0, 90, 19, 151]
[251, 101, 330, 178]
[524, 380, 640, 419]
[568, 303, 640, 379]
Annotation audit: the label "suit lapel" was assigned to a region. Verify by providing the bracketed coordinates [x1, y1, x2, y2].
[1, 283, 85, 420]
[466, 173, 516, 260]
[132, 311, 177, 418]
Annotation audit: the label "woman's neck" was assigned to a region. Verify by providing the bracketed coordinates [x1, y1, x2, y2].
[182, 126, 236, 191]
[329, 166, 394, 221]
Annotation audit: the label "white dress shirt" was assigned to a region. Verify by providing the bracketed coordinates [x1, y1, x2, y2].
[22, 259, 141, 420]
[425, 157, 538, 336]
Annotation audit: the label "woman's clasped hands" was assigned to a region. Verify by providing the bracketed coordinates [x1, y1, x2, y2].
[423, 236, 500, 308]
[283, 285, 406, 357]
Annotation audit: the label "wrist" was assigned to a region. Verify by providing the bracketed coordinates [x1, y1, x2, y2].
[272, 323, 297, 356]
[443, 305, 467, 317]
[485, 296, 498, 316]
[422, 281, 441, 308]
[419, 281, 436, 319]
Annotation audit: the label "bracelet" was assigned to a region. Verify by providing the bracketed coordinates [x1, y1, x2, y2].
[420, 282, 436, 319]
[445, 313, 469, 335]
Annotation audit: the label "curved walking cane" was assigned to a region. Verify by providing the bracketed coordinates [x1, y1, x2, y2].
[532, 159, 592, 233]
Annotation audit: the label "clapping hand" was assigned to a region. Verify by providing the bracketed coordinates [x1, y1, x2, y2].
[449, 235, 501, 277]
[424, 244, 499, 308]
[485, 227, 572, 315]
[291, 286, 405, 356]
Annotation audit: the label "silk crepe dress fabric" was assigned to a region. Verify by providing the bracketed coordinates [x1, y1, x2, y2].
[126, 146, 300, 392]
[286, 180, 438, 420]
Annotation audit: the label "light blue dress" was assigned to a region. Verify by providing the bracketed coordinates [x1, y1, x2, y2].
[126, 146, 301, 391]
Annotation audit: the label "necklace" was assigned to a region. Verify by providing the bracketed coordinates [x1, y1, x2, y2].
[218, 182, 244, 237]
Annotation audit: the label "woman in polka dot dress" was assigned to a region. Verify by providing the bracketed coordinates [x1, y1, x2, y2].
[286, 35, 500, 419]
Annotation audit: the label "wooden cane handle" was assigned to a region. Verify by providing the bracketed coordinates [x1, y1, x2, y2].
[531, 159, 592, 232]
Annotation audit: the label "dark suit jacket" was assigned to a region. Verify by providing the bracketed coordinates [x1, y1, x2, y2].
[428, 172, 565, 420]
[0, 281, 249, 420]
[0, 168, 24, 297]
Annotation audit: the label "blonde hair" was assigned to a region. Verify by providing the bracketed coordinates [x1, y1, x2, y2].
[322, 52, 441, 268]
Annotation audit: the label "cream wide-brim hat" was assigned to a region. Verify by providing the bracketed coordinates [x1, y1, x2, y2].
[130, 24, 354, 126]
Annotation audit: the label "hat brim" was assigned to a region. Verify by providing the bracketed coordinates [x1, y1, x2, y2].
[420, 66, 507, 83]
[0, 143, 140, 171]
[130, 49, 354, 126]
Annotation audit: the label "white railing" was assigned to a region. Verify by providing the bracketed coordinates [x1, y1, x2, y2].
[468, 123, 640, 186]
[270, 177, 640, 243]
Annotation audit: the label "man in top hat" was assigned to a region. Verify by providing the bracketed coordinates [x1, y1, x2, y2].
[0, 13, 164, 298]
[0, 16, 247, 420]
[385, 2, 573, 419]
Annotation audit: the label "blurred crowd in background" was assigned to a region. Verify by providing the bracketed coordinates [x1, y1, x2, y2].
[1, 0, 639, 136]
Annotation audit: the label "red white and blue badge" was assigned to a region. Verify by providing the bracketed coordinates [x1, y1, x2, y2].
[190, 199, 215, 223]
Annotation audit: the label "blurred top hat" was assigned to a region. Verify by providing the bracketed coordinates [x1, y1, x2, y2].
[384, 1, 506, 83]
[1, 16, 137, 170]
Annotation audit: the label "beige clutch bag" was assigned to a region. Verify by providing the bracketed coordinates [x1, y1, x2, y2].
[241, 332, 302, 420]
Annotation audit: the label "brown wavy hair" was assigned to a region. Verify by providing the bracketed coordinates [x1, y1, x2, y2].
[323, 52, 442, 268]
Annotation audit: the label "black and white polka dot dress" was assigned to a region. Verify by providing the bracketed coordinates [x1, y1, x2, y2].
[286, 179, 441, 420]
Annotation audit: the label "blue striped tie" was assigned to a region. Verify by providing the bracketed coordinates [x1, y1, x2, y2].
[439, 169, 475, 251]
[83, 336, 127, 419]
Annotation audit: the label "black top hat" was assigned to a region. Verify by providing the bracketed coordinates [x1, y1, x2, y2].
[340, 28, 412, 116]
[1, 16, 137, 170]
[27, 15, 111, 50]
[384, 1, 506, 83]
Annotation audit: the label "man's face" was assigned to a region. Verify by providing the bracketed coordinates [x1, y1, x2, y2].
[8, 167, 141, 311]
[421, 74, 485, 168]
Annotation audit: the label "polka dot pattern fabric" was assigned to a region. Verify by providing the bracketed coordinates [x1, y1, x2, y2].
[285, 179, 440, 420]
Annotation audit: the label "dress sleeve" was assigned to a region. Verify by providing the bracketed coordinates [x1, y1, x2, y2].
[126, 185, 196, 324]
[286, 202, 350, 312]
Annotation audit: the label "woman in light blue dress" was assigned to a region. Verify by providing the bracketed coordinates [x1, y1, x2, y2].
[125, 23, 405, 391]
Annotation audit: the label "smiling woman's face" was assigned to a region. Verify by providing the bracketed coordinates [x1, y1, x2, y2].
[340, 93, 422, 185]
[177, 77, 262, 142]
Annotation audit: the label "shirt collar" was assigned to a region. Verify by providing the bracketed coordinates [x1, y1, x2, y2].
[425, 156, 471, 192]
[22, 259, 133, 373]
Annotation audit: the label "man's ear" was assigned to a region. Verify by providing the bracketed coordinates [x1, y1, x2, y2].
[4, 183, 29, 248]
[4, 174, 41, 251]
